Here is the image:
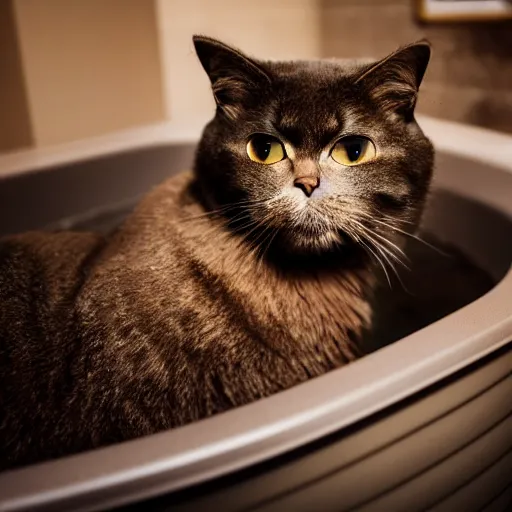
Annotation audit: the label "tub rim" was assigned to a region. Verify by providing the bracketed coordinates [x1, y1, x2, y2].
[0, 115, 511, 512]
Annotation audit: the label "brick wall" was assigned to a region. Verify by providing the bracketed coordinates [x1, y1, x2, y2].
[320, 0, 512, 133]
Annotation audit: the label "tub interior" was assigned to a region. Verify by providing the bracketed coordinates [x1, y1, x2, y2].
[1, 144, 511, 356]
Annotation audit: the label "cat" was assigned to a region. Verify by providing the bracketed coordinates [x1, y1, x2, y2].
[0, 36, 434, 470]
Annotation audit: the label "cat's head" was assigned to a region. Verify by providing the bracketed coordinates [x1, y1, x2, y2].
[193, 36, 434, 259]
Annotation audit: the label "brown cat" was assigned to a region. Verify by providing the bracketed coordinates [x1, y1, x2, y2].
[0, 36, 434, 470]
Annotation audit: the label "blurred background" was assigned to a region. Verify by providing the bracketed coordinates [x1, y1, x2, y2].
[1, 0, 512, 155]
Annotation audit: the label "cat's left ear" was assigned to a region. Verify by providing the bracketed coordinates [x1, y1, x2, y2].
[356, 41, 431, 121]
[193, 35, 271, 121]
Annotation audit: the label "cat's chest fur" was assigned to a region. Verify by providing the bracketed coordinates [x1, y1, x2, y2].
[78, 173, 373, 422]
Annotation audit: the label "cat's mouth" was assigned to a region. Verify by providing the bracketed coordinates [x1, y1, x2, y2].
[243, 197, 360, 254]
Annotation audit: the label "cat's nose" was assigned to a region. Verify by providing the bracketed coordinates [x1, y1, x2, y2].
[294, 176, 320, 197]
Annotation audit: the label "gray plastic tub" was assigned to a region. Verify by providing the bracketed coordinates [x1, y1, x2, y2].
[0, 116, 511, 511]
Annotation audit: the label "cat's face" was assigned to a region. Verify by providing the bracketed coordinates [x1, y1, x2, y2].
[194, 37, 434, 258]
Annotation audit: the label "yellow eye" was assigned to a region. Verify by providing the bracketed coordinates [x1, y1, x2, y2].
[247, 135, 285, 164]
[331, 136, 376, 166]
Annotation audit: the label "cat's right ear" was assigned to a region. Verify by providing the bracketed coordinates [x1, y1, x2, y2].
[355, 40, 431, 122]
[193, 35, 271, 121]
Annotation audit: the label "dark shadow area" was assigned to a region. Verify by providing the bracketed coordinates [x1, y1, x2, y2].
[365, 232, 495, 353]
[366, 188, 512, 352]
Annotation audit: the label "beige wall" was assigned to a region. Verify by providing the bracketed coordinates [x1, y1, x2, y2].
[13, 0, 166, 147]
[320, 0, 512, 134]
[2, 0, 322, 152]
[0, 0, 33, 152]
[156, 0, 322, 127]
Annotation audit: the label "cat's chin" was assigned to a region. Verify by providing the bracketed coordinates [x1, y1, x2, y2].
[282, 228, 348, 254]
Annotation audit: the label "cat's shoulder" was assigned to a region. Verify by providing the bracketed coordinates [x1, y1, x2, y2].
[121, 170, 217, 237]
[139, 171, 196, 209]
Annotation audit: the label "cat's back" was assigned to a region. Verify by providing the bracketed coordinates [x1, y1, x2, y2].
[1, 228, 103, 314]
[0, 230, 104, 397]
[0, 230, 105, 332]
[0, 230, 105, 467]
[0, 230, 105, 372]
